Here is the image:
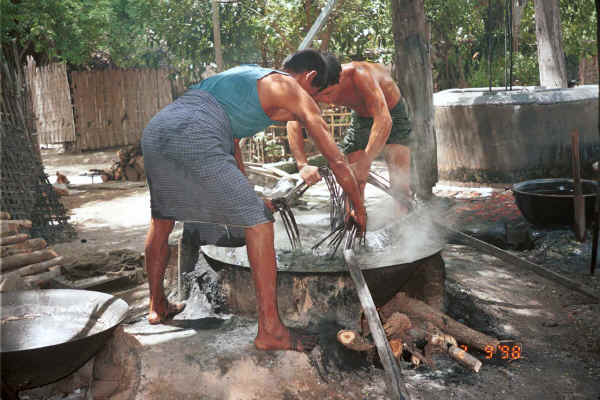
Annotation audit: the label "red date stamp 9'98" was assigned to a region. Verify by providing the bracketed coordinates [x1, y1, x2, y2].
[459, 343, 523, 360]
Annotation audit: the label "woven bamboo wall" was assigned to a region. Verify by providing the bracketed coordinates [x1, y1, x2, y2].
[70, 68, 173, 151]
[26, 59, 76, 145]
[240, 109, 351, 164]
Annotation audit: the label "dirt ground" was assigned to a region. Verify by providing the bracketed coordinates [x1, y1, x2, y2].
[33, 146, 600, 400]
[41, 146, 183, 262]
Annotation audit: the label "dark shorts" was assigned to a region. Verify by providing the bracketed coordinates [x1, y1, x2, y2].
[340, 100, 411, 154]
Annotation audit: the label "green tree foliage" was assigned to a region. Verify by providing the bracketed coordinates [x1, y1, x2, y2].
[1, 0, 111, 65]
[2, 0, 595, 88]
[561, 0, 597, 57]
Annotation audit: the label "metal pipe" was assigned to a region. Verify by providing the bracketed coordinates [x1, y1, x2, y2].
[297, 0, 338, 50]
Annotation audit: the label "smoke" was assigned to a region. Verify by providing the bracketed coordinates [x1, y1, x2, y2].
[361, 164, 456, 265]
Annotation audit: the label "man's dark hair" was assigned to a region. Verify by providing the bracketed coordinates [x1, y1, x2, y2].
[282, 49, 329, 90]
[323, 53, 342, 87]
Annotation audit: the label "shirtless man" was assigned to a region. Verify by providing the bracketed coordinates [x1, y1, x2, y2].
[141, 49, 365, 352]
[286, 54, 412, 214]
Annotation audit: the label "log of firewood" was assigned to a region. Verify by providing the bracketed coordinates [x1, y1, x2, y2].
[0, 219, 31, 236]
[389, 338, 403, 358]
[448, 345, 482, 373]
[337, 329, 375, 352]
[0, 212, 11, 220]
[0, 248, 58, 273]
[1, 238, 47, 257]
[430, 333, 458, 348]
[383, 312, 412, 338]
[402, 342, 433, 367]
[378, 292, 500, 352]
[24, 265, 61, 286]
[0, 233, 29, 246]
[8, 256, 63, 277]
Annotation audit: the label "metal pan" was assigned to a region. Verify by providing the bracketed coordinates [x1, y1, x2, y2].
[1, 289, 129, 392]
[511, 178, 598, 227]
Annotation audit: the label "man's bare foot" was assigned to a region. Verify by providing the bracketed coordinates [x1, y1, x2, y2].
[254, 327, 318, 352]
[148, 299, 186, 325]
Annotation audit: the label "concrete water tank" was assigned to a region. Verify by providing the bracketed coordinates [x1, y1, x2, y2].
[433, 85, 599, 185]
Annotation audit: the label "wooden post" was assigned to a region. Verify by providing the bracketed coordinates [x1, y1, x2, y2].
[344, 250, 411, 400]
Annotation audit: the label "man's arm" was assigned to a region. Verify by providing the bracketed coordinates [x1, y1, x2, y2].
[260, 75, 366, 231]
[233, 138, 246, 175]
[286, 121, 321, 186]
[287, 121, 307, 168]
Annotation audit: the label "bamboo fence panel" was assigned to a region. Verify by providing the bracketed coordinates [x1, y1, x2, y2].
[25, 59, 76, 145]
[70, 68, 174, 151]
[241, 110, 352, 164]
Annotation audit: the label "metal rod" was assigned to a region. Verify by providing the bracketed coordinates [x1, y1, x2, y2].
[298, 0, 339, 50]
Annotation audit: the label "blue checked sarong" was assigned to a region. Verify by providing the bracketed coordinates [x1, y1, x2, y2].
[141, 89, 273, 246]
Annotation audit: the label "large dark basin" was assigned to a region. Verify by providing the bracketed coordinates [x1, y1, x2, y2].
[512, 178, 598, 227]
[1, 289, 129, 393]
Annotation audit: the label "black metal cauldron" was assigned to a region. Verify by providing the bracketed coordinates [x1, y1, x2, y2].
[511, 178, 598, 227]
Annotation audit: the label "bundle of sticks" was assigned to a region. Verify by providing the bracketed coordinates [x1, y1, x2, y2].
[89, 144, 145, 182]
[0, 212, 63, 291]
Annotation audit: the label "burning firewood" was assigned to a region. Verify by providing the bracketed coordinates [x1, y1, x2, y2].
[337, 329, 375, 352]
[341, 292, 500, 372]
[383, 312, 412, 338]
[368, 292, 500, 352]
[447, 344, 483, 372]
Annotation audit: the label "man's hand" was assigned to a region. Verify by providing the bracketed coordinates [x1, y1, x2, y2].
[350, 205, 367, 234]
[299, 165, 322, 186]
[263, 198, 276, 212]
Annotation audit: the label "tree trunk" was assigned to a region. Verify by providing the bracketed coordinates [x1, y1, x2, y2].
[211, 0, 224, 72]
[390, 0, 438, 199]
[512, 0, 529, 53]
[533, 0, 567, 88]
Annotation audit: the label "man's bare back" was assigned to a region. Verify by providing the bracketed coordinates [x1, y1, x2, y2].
[287, 57, 412, 215]
[315, 62, 401, 117]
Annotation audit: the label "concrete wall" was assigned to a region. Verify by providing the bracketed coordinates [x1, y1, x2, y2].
[434, 85, 599, 185]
